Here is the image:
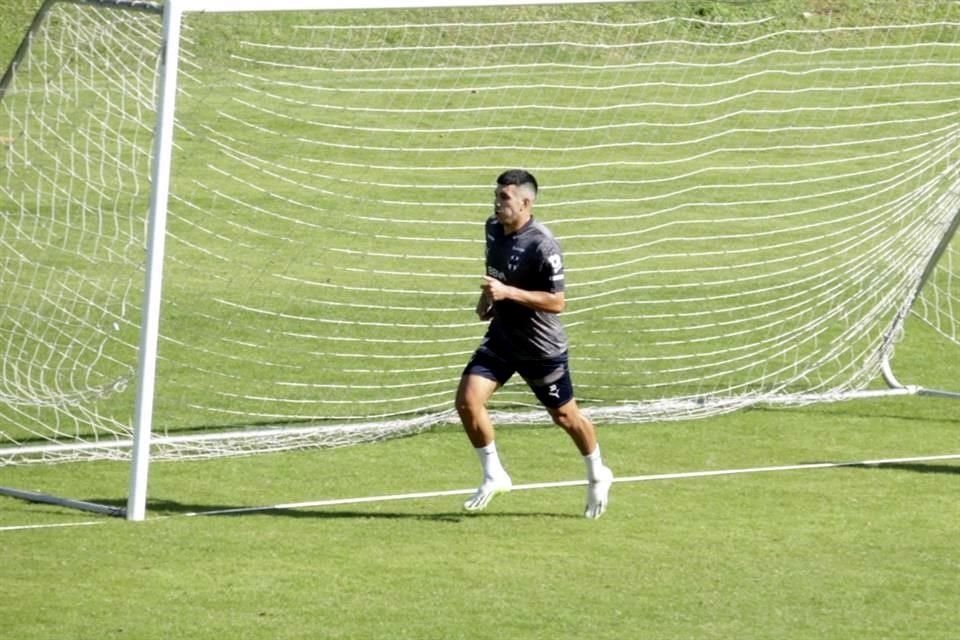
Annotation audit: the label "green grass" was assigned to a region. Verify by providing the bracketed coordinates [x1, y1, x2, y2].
[2, 399, 959, 639]
[2, 2, 960, 638]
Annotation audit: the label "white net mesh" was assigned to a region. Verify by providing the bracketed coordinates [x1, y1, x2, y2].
[1, 1, 160, 462]
[1, 0, 959, 464]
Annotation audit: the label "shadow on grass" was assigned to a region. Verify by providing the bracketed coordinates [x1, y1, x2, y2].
[1, 495, 552, 522]
[746, 399, 960, 426]
[74, 458, 958, 520]
[841, 461, 960, 476]
[70, 497, 581, 521]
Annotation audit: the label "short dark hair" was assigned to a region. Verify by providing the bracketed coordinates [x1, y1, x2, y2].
[496, 169, 538, 195]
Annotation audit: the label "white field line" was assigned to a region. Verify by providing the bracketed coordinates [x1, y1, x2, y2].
[182, 452, 960, 517]
[2, 451, 958, 530]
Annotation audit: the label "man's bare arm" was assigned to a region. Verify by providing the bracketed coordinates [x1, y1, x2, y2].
[481, 275, 565, 314]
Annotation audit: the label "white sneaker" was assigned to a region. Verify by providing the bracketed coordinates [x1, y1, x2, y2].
[463, 474, 512, 512]
[584, 465, 613, 519]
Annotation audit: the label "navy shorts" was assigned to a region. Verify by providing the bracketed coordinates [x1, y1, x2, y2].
[462, 347, 574, 409]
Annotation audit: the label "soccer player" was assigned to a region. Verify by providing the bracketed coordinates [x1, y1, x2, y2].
[455, 169, 614, 519]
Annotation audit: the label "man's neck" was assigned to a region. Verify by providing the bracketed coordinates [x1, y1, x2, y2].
[503, 213, 532, 235]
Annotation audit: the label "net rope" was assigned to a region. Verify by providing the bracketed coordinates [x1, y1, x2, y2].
[1, 1, 959, 464]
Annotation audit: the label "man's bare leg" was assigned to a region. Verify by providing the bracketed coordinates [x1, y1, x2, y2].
[456, 374, 512, 511]
[547, 399, 614, 519]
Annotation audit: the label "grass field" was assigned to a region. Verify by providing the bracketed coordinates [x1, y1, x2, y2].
[2, 403, 959, 639]
[2, 1, 960, 638]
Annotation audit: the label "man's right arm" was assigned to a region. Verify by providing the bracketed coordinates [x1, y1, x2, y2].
[476, 291, 494, 320]
[481, 276, 565, 314]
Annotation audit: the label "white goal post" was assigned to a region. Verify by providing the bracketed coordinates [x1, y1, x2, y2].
[0, 0, 958, 520]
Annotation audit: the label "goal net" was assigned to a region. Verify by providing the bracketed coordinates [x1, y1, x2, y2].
[1, 0, 959, 477]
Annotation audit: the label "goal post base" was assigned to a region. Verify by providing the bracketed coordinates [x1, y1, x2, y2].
[916, 388, 960, 401]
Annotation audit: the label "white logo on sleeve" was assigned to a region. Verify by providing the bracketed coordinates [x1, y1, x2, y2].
[547, 253, 562, 273]
[547, 253, 564, 282]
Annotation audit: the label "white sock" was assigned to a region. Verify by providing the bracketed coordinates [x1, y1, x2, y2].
[476, 441, 508, 480]
[584, 444, 604, 481]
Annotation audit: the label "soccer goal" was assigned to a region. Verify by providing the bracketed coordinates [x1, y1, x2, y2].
[1, 0, 958, 520]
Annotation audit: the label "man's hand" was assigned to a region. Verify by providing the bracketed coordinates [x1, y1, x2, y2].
[481, 275, 509, 302]
[475, 290, 494, 320]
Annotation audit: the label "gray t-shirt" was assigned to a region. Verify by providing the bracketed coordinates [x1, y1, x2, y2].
[482, 215, 568, 360]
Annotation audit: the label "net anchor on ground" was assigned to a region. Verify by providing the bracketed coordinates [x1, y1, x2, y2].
[0, 485, 126, 518]
[879, 203, 960, 400]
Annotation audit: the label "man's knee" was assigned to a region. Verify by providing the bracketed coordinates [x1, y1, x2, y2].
[548, 402, 579, 430]
[456, 375, 496, 417]
[455, 394, 476, 418]
[455, 386, 475, 417]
